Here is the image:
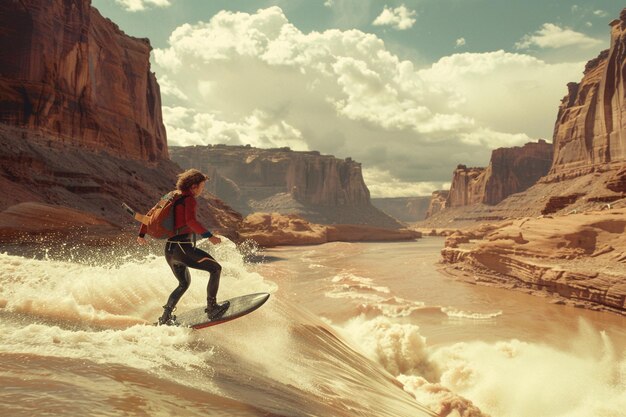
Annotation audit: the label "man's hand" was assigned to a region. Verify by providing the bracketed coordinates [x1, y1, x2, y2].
[209, 236, 222, 245]
[137, 236, 147, 245]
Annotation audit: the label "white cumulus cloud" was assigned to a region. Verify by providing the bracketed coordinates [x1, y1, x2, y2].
[153, 7, 584, 197]
[114, 0, 171, 12]
[163, 106, 309, 150]
[455, 38, 466, 48]
[372, 5, 417, 30]
[515, 23, 603, 49]
[363, 168, 449, 197]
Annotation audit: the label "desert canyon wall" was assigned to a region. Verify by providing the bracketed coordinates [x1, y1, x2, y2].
[547, 11, 626, 180]
[170, 145, 403, 228]
[425, 190, 449, 219]
[0, 0, 167, 161]
[481, 140, 554, 205]
[0, 0, 241, 242]
[444, 140, 553, 210]
[435, 9, 626, 314]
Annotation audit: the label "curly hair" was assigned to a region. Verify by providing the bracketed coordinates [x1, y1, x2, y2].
[176, 169, 209, 192]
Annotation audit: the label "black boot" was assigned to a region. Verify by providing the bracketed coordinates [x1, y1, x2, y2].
[157, 305, 178, 326]
[205, 297, 230, 320]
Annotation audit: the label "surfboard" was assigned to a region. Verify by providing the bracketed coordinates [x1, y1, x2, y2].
[174, 292, 270, 329]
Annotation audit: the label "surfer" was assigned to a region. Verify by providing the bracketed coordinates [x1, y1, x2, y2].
[137, 169, 230, 325]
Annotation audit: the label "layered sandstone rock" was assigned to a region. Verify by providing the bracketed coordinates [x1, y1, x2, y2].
[445, 140, 553, 210]
[0, 1, 242, 244]
[481, 140, 553, 205]
[440, 209, 626, 314]
[446, 165, 486, 208]
[548, 9, 626, 180]
[239, 213, 327, 247]
[0, 202, 119, 243]
[170, 145, 402, 228]
[0, 110, 241, 244]
[0, 0, 167, 161]
[239, 212, 421, 247]
[425, 191, 449, 219]
[607, 167, 626, 193]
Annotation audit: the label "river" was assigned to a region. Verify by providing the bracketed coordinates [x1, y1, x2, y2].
[0, 237, 624, 416]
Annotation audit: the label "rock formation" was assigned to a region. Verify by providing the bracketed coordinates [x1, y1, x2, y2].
[607, 167, 626, 193]
[548, 10, 626, 180]
[421, 10, 626, 228]
[425, 191, 449, 219]
[446, 165, 486, 208]
[445, 140, 553, 210]
[0, 202, 119, 244]
[0, 124, 243, 243]
[239, 212, 421, 247]
[440, 209, 626, 315]
[170, 145, 403, 228]
[481, 140, 553, 205]
[0, 1, 241, 244]
[0, 0, 167, 162]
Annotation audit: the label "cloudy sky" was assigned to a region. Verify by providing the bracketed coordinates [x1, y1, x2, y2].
[93, 0, 620, 197]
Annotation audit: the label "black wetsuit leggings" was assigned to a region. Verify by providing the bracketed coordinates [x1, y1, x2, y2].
[164, 235, 222, 308]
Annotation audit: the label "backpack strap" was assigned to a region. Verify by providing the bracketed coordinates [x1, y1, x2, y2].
[172, 194, 190, 236]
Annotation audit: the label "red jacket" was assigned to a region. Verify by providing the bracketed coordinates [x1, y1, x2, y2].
[139, 192, 213, 238]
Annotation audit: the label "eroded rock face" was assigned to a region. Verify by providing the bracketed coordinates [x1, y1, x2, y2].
[548, 9, 626, 180]
[425, 190, 449, 219]
[0, 202, 119, 243]
[440, 210, 626, 314]
[607, 167, 626, 193]
[0, 124, 242, 243]
[482, 140, 553, 205]
[170, 145, 402, 228]
[445, 141, 553, 209]
[446, 165, 486, 208]
[0, 1, 243, 243]
[239, 212, 421, 247]
[0, 0, 167, 161]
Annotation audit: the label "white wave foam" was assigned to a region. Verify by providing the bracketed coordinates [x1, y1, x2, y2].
[336, 315, 436, 378]
[354, 296, 426, 318]
[330, 273, 391, 293]
[0, 238, 276, 326]
[0, 238, 280, 397]
[335, 315, 483, 416]
[333, 312, 626, 417]
[398, 374, 487, 417]
[325, 273, 425, 318]
[0, 321, 212, 376]
[441, 307, 503, 320]
[429, 320, 626, 417]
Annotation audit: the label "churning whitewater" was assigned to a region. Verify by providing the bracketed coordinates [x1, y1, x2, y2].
[1, 238, 625, 417]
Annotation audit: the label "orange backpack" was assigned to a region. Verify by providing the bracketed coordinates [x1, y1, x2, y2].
[141, 191, 188, 239]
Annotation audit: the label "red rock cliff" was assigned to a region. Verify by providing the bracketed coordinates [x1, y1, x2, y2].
[548, 9, 626, 180]
[446, 165, 486, 208]
[0, 0, 167, 161]
[445, 140, 553, 209]
[171, 145, 370, 206]
[425, 190, 449, 219]
[0, 1, 242, 243]
[170, 145, 402, 228]
[482, 140, 553, 204]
